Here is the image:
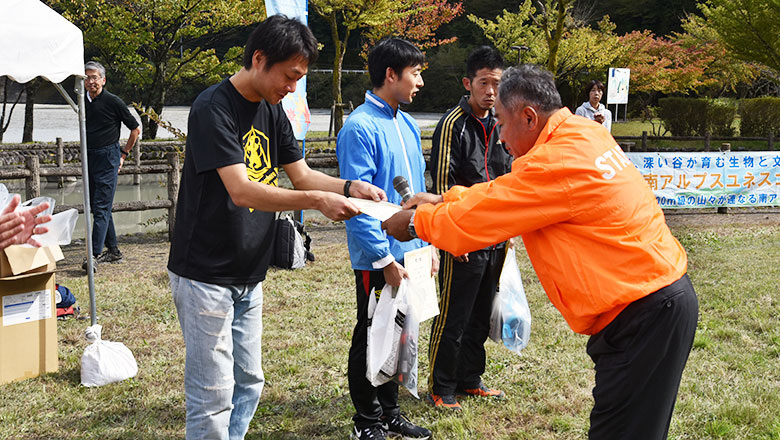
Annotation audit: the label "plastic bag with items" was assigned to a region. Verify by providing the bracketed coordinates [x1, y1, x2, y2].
[489, 249, 532, 354]
[366, 279, 420, 397]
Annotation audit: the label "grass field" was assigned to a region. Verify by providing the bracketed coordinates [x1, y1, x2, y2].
[1, 216, 779, 439]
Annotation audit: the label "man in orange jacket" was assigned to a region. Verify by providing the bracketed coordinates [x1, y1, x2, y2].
[383, 64, 699, 440]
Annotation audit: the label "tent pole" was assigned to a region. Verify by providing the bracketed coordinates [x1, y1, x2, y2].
[52, 83, 78, 113]
[75, 77, 97, 326]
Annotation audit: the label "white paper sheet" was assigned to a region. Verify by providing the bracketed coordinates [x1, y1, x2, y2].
[403, 246, 440, 322]
[349, 198, 403, 222]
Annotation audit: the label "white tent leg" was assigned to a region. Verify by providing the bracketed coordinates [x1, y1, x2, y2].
[52, 82, 78, 113]
[75, 77, 97, 326]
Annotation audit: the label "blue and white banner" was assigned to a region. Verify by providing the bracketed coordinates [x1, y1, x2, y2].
[627, 151, 780, 208]
[266, 0, 311, 141]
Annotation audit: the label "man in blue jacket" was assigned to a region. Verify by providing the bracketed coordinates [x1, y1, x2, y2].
[336, 38, 433, 440]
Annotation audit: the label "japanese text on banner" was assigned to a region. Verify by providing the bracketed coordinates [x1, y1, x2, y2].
[626, 151, 780, 208]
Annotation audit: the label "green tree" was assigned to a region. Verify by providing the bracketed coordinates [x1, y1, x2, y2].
[468, 0, 545, 65]
[469, 0, 621, 87]
[675, 13, 758, 96]
[700, 0, 780, 77]
[51, 0, 262, 139]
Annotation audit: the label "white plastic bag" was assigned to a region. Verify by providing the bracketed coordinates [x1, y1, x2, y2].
[393, 299, 419, 398]
[81, 325, 138, 387]
[30, 208, 78, 246]
[366, 279, 419, 397]
[489, 249, 532, 354]
[367, 281, 406, 387]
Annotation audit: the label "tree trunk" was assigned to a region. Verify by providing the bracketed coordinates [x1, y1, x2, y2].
[329, 13, 349, 136]
[546, 0, 569, 76]
[140, 64, 167, 139]
[332, 55, 345, 135]
[141, 112, 161, 140]
[1, 77, 24, 143]
[23, 79, 40, 143]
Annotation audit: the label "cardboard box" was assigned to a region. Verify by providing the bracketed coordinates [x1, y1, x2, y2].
[0, 271, 58, 384]
[0, 244, 61, 385]
[0, 245, 63, 278]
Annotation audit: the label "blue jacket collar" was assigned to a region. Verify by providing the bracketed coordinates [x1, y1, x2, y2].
[365, 91, 398, 117]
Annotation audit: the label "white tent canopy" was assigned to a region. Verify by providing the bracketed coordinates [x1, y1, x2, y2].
[0, 0, 84, 83]
[1, 0, 99, 326]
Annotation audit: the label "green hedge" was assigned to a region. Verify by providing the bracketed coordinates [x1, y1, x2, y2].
[658, 97, 737, 136]
[739, 97, 780, 137]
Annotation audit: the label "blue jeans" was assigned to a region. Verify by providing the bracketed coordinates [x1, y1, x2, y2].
[169, 271, 265, 440]
[87, 142, 120, 256]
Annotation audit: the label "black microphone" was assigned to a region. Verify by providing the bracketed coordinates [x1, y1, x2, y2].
[393, 176, 413, 203]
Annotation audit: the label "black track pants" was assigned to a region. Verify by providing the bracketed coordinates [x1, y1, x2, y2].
[428, 247, 505, 395]
[348, 269, 400, 429]
[587, 273, 699, 440]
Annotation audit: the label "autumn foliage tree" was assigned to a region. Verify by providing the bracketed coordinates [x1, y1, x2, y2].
[311, 0, 461, 134]
[614, 26, 756, 131]
[363, 0, 463, 50]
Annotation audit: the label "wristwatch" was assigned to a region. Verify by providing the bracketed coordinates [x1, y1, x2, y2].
[121, 150, 129, 158]
[343, 180, 352, 198]
[408, 210, 418, 239]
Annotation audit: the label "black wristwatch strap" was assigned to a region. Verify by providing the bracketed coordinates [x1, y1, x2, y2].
[343, 180, 352, 197]
[121, 150, 129, 157]
[408, 210, 418, 239]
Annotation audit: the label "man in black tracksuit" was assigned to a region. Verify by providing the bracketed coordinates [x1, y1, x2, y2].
[426, 46, 512, 410]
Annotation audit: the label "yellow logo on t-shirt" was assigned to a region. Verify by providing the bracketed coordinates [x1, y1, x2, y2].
[243, 126, 277, 186]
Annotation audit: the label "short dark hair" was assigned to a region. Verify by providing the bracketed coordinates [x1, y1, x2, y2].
[585, 80, 605, 97]
[243, 14, 319, 70]
[367, 38, 425, 89]
[498, 64, 562, 114]
[465, 46, 504, 79]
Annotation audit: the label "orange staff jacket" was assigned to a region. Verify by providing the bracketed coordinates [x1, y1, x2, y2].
[414, 108, 688, 335]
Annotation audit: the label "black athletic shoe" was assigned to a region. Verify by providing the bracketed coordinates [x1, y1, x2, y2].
[97, 247, 123, 263]
[351, 425, 387, 440]
[81, 256, 97, 273]
[381, 414, 431, 439]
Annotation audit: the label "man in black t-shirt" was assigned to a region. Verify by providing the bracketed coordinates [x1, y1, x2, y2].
[82, 60, 141, 271]
[167, 15, 385, 440]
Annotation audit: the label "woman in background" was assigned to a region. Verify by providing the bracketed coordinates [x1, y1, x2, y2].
[576, 80, 612, 132]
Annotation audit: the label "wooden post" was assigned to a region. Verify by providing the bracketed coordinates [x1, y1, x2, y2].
[641, 131, 647, 151]
[56, 137, 64, 188]
[167, 152, 180, 238]
[25, 155, 40, 199]
[718, 142, 730, 214]
[704, 132, 711, 151]
[769, 131, 775, 150]
[133, 138, 141, 185]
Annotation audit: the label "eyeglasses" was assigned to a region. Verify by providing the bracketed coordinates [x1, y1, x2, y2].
[85, 75, 102, 82]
